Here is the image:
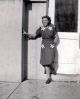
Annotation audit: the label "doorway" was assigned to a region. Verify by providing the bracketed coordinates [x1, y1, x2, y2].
[22, 0, 47, 80]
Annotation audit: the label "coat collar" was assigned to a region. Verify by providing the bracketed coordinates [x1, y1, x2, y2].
[41, 25, 53, 31]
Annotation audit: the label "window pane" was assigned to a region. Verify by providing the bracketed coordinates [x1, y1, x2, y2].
[55, 0, 78, 32]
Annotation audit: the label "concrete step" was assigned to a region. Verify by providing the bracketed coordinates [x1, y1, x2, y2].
[52, 74, 80, 82]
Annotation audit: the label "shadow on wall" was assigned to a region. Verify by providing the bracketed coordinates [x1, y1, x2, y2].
[21, 0, 32, 81]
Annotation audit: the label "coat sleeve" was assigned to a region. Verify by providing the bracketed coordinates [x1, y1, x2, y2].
[35, 27, 41, 38]
[28, 27, 41, 40]
[53, 25, 57, 36]
[53, 26, 59, 44]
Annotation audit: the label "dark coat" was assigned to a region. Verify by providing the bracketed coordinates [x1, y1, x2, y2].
[35, 24, 57, 66]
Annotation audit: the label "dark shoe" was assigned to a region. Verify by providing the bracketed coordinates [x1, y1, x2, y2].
[45, 78, 51, 84]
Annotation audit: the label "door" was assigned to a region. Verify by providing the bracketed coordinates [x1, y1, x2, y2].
[22, 1, 47, 79]
[49, 0, 80, 74]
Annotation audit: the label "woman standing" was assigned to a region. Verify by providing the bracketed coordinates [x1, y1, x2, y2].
[23, 16, 58, 84]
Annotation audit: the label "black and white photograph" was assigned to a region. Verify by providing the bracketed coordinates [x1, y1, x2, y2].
[0, 0, 80, 99]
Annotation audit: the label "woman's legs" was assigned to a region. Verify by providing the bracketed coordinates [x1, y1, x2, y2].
[45, 66, 51, 84]
[45, 66, 51, 79]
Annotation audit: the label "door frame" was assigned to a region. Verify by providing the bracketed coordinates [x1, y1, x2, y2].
[22, 0, 48, 81]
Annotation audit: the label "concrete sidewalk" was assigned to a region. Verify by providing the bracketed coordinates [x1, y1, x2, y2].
[1, 78, 80, 99]
[0, 82, 20, 99]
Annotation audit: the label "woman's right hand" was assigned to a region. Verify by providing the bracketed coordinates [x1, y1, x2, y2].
[23, 31, 28, 35]
[23, 31, 29, 37]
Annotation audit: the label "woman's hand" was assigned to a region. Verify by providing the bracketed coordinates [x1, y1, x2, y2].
[23, 31, 29, 37]
[23, 31, 28, 35]
[23, 30, 37, 39]
[54, 34, 60, 46]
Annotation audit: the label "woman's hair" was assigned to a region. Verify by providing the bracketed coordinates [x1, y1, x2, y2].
[42, 16, 51, 24]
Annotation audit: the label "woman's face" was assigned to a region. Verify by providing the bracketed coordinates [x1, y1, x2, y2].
[42, 18, 49, 27]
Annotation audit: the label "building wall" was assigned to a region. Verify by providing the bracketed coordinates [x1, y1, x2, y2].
[0, 0, 47, 82]
[0, 0, 80, 81]
[0, 0, 22, 82]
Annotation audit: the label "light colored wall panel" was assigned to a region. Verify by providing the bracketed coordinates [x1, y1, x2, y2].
[0, 0, 22, 82]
